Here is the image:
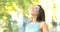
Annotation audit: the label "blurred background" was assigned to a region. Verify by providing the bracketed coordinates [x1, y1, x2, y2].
[0, 0, 60, 32]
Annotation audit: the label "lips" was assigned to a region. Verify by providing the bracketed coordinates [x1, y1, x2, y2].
[31, 9, 34, 13]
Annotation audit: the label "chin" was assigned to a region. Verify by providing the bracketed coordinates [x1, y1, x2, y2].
[31, 13, 33, 15]
[31, 14, 33, 15]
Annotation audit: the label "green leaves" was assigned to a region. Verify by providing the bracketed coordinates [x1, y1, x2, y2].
[0, 0, 40, 32]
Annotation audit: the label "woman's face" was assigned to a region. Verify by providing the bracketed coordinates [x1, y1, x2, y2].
[31, 6, 40, 16]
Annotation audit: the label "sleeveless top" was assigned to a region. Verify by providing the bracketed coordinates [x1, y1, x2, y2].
[25, 22, 41, 32]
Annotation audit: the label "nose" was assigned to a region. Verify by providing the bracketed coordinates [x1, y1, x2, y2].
[32, 8, 34, 10]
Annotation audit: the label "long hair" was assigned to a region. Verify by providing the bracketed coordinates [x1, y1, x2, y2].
[37, 5, 45, 22]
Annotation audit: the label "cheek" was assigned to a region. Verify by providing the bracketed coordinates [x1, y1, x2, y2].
[36, 11, 39, 15]
[31, 8, 39, 15]
[34, 10, 39, 15]
[35, 9, 39, 14]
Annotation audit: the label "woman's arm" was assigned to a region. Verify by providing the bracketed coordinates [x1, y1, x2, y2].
[40, 22, 49, 32]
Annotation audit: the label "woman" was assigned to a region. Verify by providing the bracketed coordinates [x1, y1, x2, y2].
[25, 5, 49, 32]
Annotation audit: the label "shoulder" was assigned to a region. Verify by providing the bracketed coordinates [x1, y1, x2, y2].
[40, 21, 49, 32]
[40, 21, 48, 29]
[41, 21, 47, 26]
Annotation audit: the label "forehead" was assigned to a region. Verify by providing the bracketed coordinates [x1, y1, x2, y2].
[34, 6, 40, 8]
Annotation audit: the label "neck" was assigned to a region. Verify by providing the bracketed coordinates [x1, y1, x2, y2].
[32, 15, 37, 23]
